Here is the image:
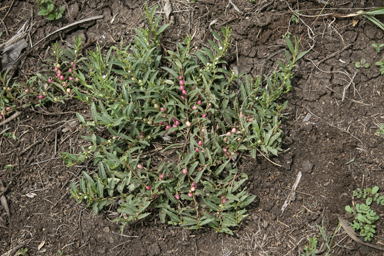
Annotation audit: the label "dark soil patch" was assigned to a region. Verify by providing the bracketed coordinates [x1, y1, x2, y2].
[1, 0, 384, 255]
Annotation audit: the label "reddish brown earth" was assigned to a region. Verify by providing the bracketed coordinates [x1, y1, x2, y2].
[1, 0, 384, 255]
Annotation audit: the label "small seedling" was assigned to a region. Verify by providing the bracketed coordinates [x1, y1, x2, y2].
[376, 125, 384, 136]
[301, 237, 317, 256]
[36, 0, 65, 20]
[372, 42, 384, 52]
[345, 186, 384, 241]
[2, 132, 18, 140]
[16, 248, 28, 256]
[355, 58, 370, 69]
[375, 58, 384, 74]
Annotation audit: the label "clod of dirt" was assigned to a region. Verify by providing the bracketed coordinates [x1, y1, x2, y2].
[302, 161, 313, 174]
[147, 242, 161, 256]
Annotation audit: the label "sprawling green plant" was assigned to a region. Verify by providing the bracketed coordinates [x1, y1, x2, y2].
[60, 4, 307, 234]
[345, 186, 384, 241]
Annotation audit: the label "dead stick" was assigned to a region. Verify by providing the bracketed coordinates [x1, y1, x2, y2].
[14, 15, 104, 64]
[0, 111, 21, 126]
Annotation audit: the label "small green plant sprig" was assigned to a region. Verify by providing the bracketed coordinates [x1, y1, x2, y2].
[355, 58, 370, 69]
[301, 237, 317, 256]
[375, 58, 384, 75]
[372, 42, 384, 53]
[345, 186, 384, 241]
[61, 4, 307, 234]
[36, 0, 65, 21]
[376, 125, 384, 136]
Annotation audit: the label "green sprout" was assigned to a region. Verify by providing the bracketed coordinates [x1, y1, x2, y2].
[355, 58, 369, 69]
[36, 0, 65, 20]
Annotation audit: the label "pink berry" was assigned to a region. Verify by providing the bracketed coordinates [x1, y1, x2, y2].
[69, 68, 73, 73]
[179, 80, 184, 85]
[232, 128, 236, 133]
[198, 167, 202, 172]
[71, 62, 74, 65]
[175, 194, 180, 200]
[248, 118, 253, 122]
[195, 147, 199, 153]
[188, 192, 193, 197]
[197, 100, 202, 105]
[56, 73, 60, 77]
[160, 174, 165, 179]
[192, 86, 195, 89]
[163, 114, 167, 118]
[178, 76, 183, 80]
[172, 118, 176, 122]
[57, 70, 61, 75]
[38, 95, 43, 99]
[137, 164, 143, 169]
[165, 125, 171, 130]
[175, 120, 180, 125]
[172, 124, 177, 128]
[180, 85, 185, 90]
[63, 82, 67, 87]
[202, 114, 207, 118]
[223, 148, 227, 152]
[226, 132, 231, 136]
[75, 78, 79, 82]
[47, 78, 52, 83]
[222, 198, 227, 203]
[186, 121, 191, 127]
[154, 104, 159, 109]
[72, 65, 76, 69]
[198, 141, 202, 146]
[54, 67, 58, 71]
[164, 122, 168, 126]
[192, 105, 197, 110]
[5, 107, 11, 112]
[69, 76, 73, 81]
[146, 186, 151, 190]
[182, 169, 188, 174]
[159, 122, 163, 125]
[191, 182, 196, 187]
[160, 107, 165, 112]
[190, 187, 196, 192]
[25, 89, 29, 93]
[158, 177, 162, 181]
[59, 75, 64, 80]
[182, 90, 187, 95]
[0, 115, 2, 120]
[215, 126, 219, 130]
[181, 96, 185, 100]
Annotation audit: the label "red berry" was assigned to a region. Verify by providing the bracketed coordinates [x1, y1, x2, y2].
[137, 164, 143, 169]
[146, 186, 151, 190]
[188, 192, 193, 197]
[178, 76, 183, 80]
[198, 141, 202, 146]
[38, 95, 44, 99]
[191, 182, 196, 187]
[222, 198, 227, 203]
[175, 194, 180, 200]
[179, 80, 184, 85]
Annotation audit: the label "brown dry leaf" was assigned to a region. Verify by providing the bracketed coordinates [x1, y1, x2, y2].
[37, 240, 45, 251]
[352, 19, 359, 26]
[164, 0, 172, 22]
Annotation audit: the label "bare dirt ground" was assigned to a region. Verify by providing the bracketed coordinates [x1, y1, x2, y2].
[1, 0, 384, 255]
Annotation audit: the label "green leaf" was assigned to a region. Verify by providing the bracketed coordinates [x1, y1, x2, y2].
[166, 188, 179, 204]
[163, 208, 180, 223]
[203, 197, 220, 211]
[157, 24, 170, 35]
[286, 37, 294, 55]
[371, 186, 379, 195]
[97, 180, 104, 198]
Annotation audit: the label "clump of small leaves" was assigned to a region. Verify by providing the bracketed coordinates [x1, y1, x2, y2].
[301, 237, 317, 256]
[36, 0, 65, 21]
[60, 4, 307, 234]
[345, 186, 384, 241]
[376, 125, 384, 136]
[355, 58, 370, 69]
[375, 58, 384, 75]
[372, 42, 384, 53]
